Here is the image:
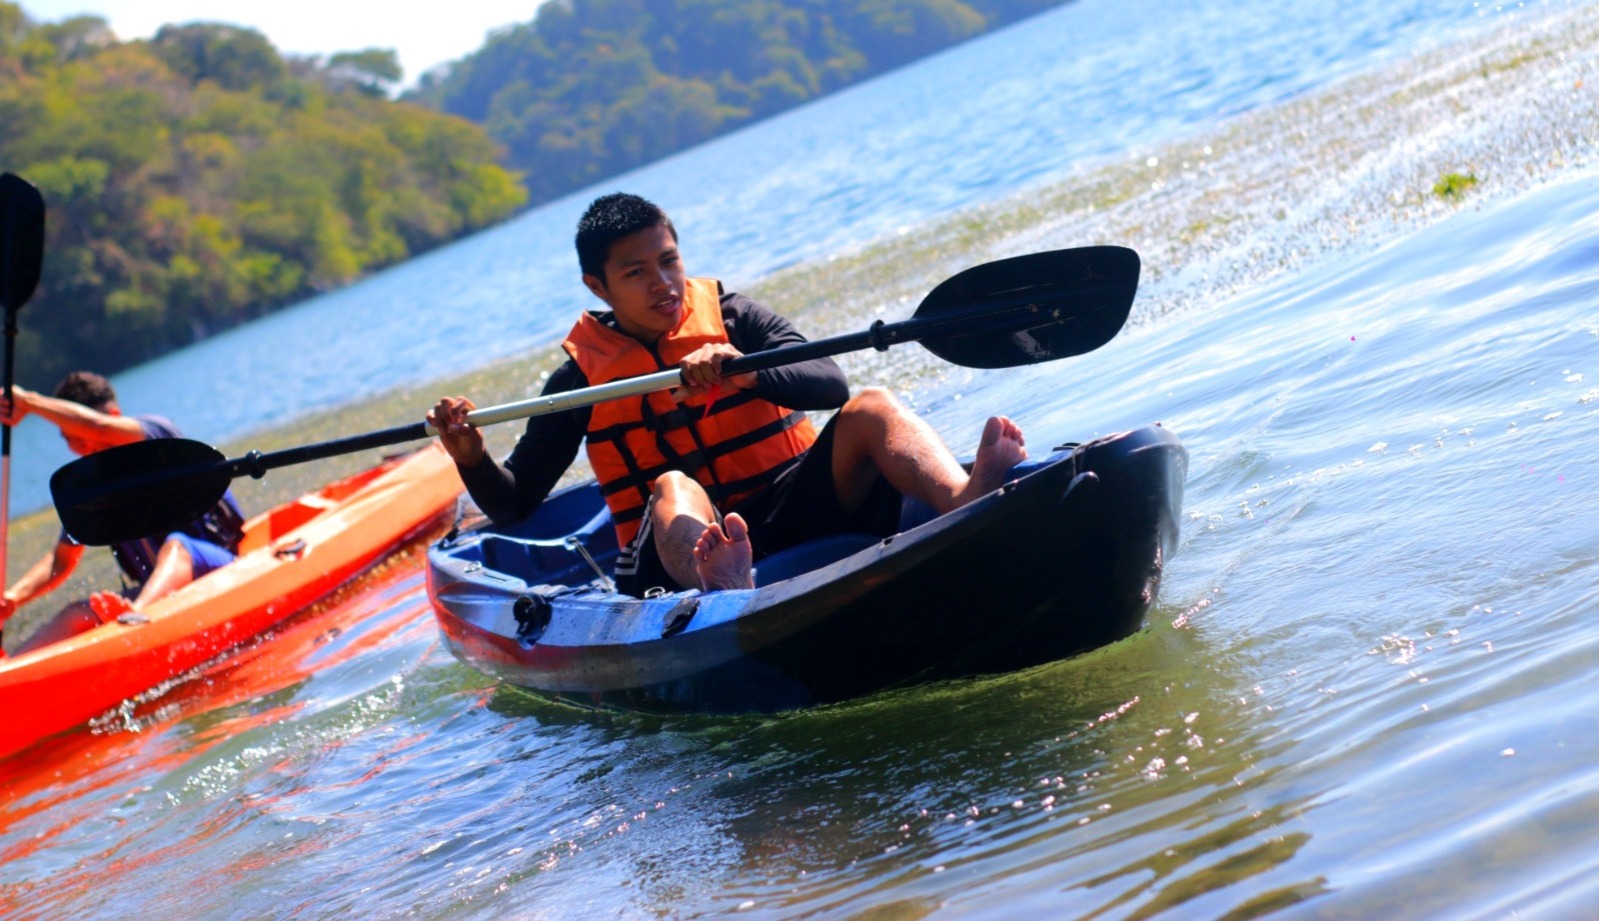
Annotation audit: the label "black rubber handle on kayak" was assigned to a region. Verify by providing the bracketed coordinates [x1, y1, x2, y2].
[51, 245, 1139, 545]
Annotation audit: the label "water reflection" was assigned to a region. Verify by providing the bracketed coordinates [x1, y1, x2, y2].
[455, 617, 1302, 917]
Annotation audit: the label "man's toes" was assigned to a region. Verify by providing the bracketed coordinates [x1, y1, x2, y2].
[1003, 416, 1024, 445]
[980, 415, 1003, 447]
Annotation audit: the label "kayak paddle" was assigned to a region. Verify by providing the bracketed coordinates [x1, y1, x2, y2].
[1, 174, 47, 586]
[52, 245, 1139, 545]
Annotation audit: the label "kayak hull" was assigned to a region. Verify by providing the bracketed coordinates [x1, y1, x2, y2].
[427, 424, 1187, 712]
[0, 444, 462, 759]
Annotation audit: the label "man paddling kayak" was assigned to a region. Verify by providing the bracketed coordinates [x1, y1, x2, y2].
[0, 371, 244, 654]
[429, 192, 1025, 596]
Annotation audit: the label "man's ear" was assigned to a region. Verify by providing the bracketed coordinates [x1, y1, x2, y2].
[582, 273, 609, 303]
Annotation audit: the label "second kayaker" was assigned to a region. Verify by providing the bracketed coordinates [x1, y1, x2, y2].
[428, 192, 1026, 596]
[0, 371, 246, 654]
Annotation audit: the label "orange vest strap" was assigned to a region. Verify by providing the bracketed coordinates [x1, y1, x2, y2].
[562, 278, 817, 545]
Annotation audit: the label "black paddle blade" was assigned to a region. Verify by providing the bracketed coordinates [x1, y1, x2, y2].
[0, 173, 46, 311]
[51, 438, 231, 546]
[914, 246, 1139, 369]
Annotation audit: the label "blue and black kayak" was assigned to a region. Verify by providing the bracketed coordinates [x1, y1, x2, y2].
[425, 423, 1187, 712]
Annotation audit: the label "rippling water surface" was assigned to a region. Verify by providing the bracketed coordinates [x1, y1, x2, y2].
[5, 0, 1599, 918]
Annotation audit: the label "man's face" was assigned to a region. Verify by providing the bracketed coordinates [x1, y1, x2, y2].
[583, 224, 686, 343]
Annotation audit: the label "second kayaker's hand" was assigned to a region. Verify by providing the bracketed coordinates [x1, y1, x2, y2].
[674, 343, 757, 402]
[0, 385, 37, 427]
[428, 396, 486, 467]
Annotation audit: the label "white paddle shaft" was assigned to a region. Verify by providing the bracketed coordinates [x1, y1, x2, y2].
[422, 367, 685, 436]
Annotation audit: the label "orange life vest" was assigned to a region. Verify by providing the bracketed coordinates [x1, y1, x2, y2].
[563, 277, 818, 546]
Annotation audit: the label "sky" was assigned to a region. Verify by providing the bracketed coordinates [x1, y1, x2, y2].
[18, 0, 541, 87]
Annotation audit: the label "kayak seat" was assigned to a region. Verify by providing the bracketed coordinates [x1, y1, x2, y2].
[480, 505, 618, 585]
[755, 533, 879, 586]
[897, 496, 940, 532]
[238, 495, 339, 552]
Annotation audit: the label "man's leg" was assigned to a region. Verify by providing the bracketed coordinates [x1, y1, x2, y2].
[650, 472, 753, 591]
[829, 387, 1026, 515]
[131, 538, 198, 607]
[685, 388, 1027, 592]
[88, 537, 199, 620]
[12, 600, 101, 654]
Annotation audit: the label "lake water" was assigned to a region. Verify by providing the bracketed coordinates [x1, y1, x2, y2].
[5, 0, 1599, 917]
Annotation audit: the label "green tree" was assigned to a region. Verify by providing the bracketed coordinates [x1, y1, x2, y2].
[0, 10, 526, 386]
[150, 22, 286, 90]
[326, 48, 403, 97]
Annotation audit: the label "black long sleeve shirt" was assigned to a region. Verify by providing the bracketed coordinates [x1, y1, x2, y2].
[458, 290, 848, 525]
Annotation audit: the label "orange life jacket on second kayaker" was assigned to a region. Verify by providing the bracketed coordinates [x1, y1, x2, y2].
[562, 277, 818, 547]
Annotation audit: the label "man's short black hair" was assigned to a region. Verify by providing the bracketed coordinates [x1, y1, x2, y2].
[575, 193, 676, 281]
[54, 370, 116, 411]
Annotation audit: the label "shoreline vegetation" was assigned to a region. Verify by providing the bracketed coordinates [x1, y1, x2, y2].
[5, 2, 1595, 650]
[0, 4, 528, 387]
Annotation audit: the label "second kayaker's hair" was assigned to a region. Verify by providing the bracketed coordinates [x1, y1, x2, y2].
[54, 370, 117, 411]
[576, 193, 677, 281]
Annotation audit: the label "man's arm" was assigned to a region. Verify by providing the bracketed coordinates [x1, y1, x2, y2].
[0, 386, 145, 446]
[0, 539, 86, 627]
[443, 362, 590, 526]
[723, 294, 850, 410]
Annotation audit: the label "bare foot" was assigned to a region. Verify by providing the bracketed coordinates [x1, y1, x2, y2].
[693, 512, 755, 590]
[955, 416, 1027, 507]
[89, 591, 137, 623]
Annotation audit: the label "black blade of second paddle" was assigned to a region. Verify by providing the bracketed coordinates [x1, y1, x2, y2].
[0, 173, 46, 312]
[50, 438, 231, 546]
[913, 246, 1139, 369]
[53, 419, 434, 545]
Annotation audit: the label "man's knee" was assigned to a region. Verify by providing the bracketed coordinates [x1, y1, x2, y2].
[841, 386, 904, 424]
[156, 536, 195, 570]
[652, 470, 697, 502]
[652, 471, 714, 519]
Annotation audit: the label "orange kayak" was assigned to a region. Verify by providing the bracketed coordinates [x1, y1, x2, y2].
[0, 444, 461, 760]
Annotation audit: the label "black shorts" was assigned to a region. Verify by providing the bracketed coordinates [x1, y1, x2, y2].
[614, 414, 903, 596]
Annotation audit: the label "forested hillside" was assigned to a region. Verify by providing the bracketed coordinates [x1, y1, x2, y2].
[0, 4, 526, 386]
[411, 0, 1069, 205]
